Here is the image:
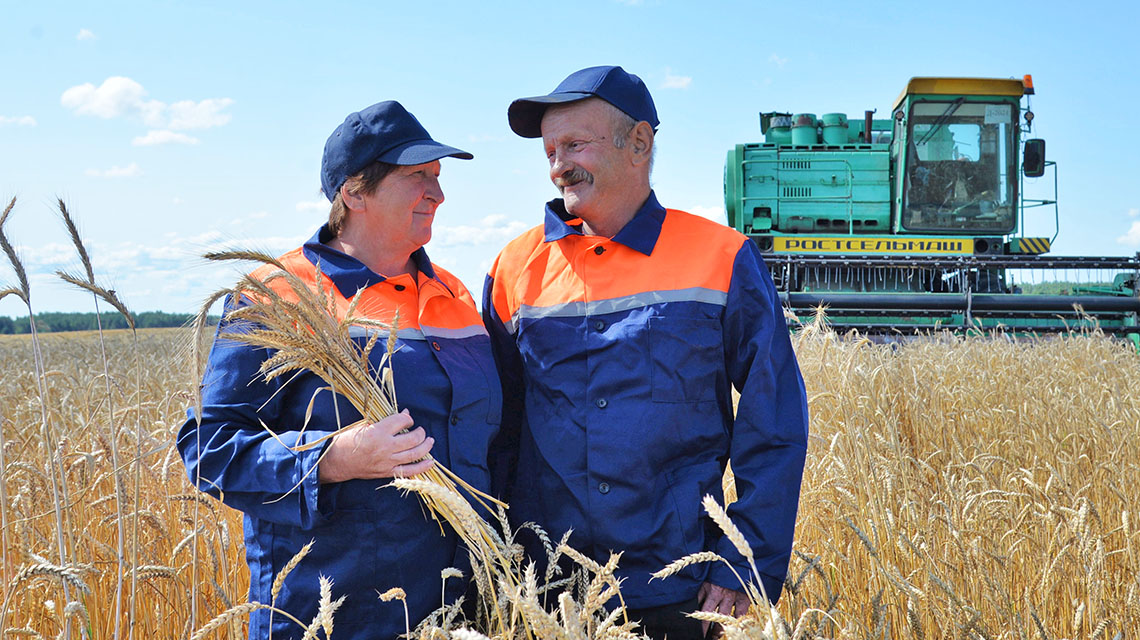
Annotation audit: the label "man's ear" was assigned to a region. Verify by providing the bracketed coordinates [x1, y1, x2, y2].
[340, 183, 366, 212]
[629, 121, 654, 166]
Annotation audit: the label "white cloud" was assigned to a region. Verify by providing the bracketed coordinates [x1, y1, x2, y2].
[0, 115, 36, 126]
[1129, 208, 1139, 217]
[85, 163, 141, 178]
[296, 198, 330, 213]
[661, 69, 692, 90]
[132, 130, 200, 146]
[167, 98, 234, 129]
[1118, 220, 1140, 247]
[432, 214, 530, 248]
[172, 197, 185, 206]
[769, 54, 789, 68]
[21, 242, 76, 267]
[61, 76, 233, 131]
[686, 205, 727, 225]
[62, 76, 159, 121]
[228, 211, 271, 227]
[76, 28, 96, 41]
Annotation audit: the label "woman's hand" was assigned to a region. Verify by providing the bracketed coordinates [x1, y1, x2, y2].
[318, 409, 435, 483]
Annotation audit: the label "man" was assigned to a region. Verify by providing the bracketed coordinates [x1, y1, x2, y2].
[483, 65, 808, 639]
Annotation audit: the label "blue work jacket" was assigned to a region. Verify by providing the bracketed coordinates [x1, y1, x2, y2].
[178, 226, 501, 639]
[483, 192, 808, 608]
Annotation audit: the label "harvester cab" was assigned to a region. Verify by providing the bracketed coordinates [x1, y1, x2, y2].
[725, 75, 1140, 342]
[896, 79, 1022, 237]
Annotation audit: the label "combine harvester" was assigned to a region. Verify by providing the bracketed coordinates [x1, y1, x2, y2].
[724, 75, 1140, 346]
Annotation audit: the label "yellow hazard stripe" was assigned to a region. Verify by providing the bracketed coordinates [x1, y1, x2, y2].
[1018, 237, 1051, 254]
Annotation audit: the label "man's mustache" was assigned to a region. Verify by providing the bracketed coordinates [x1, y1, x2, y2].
[554, 168, 593, 189]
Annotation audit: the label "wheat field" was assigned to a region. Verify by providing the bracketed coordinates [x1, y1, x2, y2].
[0, 324, 1138, 639]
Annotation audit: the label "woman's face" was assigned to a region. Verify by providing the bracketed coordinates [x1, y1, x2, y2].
[361, 160, 444, 255]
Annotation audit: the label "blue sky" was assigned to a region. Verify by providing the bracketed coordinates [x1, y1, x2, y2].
[2, 0, 1138, 316]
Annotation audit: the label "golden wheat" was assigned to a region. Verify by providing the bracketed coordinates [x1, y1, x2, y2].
[2, 315, 1139, 638]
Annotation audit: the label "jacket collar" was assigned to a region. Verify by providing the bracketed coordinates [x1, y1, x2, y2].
[301, 225, 444, 299]
[542, 190, 665, 256]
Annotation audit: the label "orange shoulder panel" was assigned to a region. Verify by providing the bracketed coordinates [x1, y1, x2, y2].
[488, 224, 550, 320]
[243, 248, 408, 328]
[492, 211, 747, 311]
[419, 264, 483, 330]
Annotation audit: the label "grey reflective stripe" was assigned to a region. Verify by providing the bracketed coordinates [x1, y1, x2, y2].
[420, 324, 488, 339]
[347, 326, 425, 341]
[347, 324, 487, 341]
[515, 287, 727, 324]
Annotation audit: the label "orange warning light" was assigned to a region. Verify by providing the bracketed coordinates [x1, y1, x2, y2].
[1023, 74, 1035, 95]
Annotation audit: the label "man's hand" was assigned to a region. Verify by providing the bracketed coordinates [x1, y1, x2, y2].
[318, 409, 435, 483]
[697, 582, 751, 637]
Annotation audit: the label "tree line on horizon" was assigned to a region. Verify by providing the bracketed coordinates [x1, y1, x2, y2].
[0, 311, 219, 334]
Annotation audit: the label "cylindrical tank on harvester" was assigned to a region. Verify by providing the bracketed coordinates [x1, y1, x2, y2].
[791, 113, 818, 145]
[765, 114, 793, 144]
[821, 112, 849, 144]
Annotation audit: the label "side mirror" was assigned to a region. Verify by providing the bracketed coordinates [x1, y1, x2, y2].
[1023, 138, 1046, 177]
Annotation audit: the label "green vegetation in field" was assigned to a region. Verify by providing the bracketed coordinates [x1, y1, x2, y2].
[1015, 281, 1115, 295]
[0, 310, 219, 334]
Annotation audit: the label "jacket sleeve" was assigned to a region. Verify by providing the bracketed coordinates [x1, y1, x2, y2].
[481, 267, 525, 503]
[705, 240, 809, 603]
[176, 312, 340, 530]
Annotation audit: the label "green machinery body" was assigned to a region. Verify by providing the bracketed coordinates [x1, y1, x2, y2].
[724, 76, 1140, 340]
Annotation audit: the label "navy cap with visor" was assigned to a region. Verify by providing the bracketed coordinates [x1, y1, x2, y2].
[507, 65, 659, 138]
[321, 100, 473, 201]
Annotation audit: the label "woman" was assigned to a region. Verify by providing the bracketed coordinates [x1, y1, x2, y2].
[178, 101, 500, 638]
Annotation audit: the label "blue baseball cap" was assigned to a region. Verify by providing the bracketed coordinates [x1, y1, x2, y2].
[321, 100, 473, 200]
[507, 65, 659, 138]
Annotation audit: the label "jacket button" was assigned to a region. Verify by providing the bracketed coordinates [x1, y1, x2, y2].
[598, 482, 610, 494]
[593, 320, 605, 331]
[595, 398, 607, 408]
[394, 284, 406, 291]
[594, 246, 606, 255]
[432, 341, 441, 351]
[450, 415, 459, 426]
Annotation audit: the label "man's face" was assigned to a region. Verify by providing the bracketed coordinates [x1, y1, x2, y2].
[540, 99, 634, 225]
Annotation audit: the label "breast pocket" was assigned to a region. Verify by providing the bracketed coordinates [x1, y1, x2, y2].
[649, 316, 722, 403]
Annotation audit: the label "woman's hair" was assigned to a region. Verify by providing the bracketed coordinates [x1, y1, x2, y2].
[327, 161, 397, 236]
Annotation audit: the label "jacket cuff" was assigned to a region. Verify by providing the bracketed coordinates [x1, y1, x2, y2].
[299, 430, 338, 528]
[706, 560, 784, 605]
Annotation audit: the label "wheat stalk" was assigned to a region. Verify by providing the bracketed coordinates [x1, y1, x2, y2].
[272, 539, 314, 604]
[651, 551, 726, 580]
[0, 197, 76, 635]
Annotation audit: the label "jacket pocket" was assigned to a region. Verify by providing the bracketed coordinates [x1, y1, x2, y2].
[649, 316, 721, 403]
[664, 459, 724, 578]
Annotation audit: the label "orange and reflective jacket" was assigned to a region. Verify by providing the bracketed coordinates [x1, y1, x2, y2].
[179, 226, 500, 638]
[483, 192, 808, 608]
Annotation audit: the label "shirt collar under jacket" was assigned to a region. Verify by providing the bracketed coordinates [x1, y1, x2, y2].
[542, 190, 666, 256]
[301, 224, 446, 299]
